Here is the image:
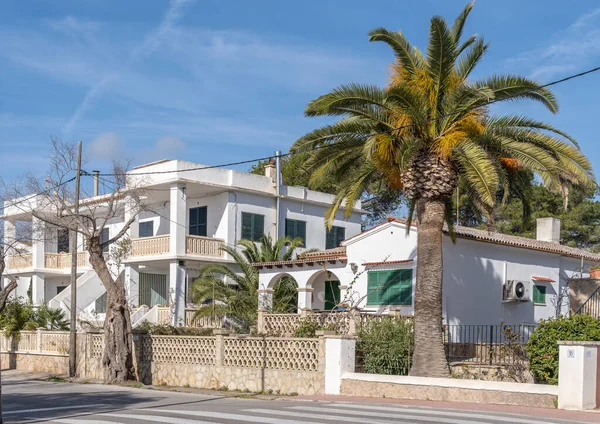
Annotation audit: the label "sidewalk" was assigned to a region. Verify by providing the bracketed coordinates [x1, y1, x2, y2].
[295, 394, 600, 423]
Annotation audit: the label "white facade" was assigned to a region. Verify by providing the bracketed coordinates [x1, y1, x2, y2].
[2, 159, 363, 325]
[257, 218, 600, 326]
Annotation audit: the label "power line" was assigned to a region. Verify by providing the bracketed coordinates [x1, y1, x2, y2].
[1, 177, 77, 211]
[92, 64, 600, 177]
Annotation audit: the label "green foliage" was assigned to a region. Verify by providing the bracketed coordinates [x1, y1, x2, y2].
[0, 297, 69, 337]
[191, 234, 302, 332]
[293, 320, 321, 338]
[526, 315, 600, 385]
[357, 318, 414, 375]
[135, 322, 213, 336]
[272, 277, 298, 314]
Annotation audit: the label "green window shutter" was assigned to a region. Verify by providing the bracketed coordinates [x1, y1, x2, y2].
[297, 221, 306, 247]
[241, 212, 252, 240]
[253, 214, 264, 241]
[533, 284, 546, 304]
[387, 270, 402, 305]
[325, 228, 335, 249]
[400, 269, 413, 305]
[285, 219, 294, 239]
[367, 272, 382, 305]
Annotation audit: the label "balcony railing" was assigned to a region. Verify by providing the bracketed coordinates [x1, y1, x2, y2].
[186, 235, 223, 257]
[131, 235, 170, 257]
[7, 254, 32, 269]
[45, 252, 88, 269]
[129, 235, 223, 258]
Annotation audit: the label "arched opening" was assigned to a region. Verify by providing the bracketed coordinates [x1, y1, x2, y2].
[308, 270, 342, 312]
[272, 275, 299, 313]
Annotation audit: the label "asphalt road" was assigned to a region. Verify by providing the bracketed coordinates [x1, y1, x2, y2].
[1, 376, 598, 424]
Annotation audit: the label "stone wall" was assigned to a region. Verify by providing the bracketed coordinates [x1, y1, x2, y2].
[341, 373, 557, 409]
[569, 277, 600, 314]
[0, 352, 68, 375]
[450, 363, 534, 383]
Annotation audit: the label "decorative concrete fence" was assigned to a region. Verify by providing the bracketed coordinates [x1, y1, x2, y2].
[0, 330, 70, 375]
[258, 311, 409, 337]
[81, 331, 328, 395]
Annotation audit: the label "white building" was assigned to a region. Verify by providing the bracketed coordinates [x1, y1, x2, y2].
[256, 217, 600, 326]
[1, 159, 363, 325]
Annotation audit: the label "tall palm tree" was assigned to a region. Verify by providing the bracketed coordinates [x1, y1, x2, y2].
[291, 3, 595, 376]
[191, 234, 303, 330]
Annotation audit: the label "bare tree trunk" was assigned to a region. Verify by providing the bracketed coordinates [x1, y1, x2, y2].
[87, 243, 135, 383]
[410, 198, 450, 377]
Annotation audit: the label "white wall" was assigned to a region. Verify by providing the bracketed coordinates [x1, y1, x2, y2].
[45, 276, 70, 302]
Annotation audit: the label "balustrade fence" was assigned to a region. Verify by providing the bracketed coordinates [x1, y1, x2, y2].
[0, 330, 69, 354]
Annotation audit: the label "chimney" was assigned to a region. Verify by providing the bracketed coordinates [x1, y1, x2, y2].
[93, 170, 100, 197]
[264, 159, 277, 187]
[536, 217, 561, 244]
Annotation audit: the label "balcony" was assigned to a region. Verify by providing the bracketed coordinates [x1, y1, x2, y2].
[44, 252, 88, 269]
[7, 254, 32, 270]
[130, 235, 223, 258]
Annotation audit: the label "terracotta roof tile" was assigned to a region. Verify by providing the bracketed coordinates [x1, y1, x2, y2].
[362, 259, 414, 266]
[531, 276, 556, 282]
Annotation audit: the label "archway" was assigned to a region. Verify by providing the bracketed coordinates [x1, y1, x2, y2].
[272, 275, 299, 313]
[307, 270, 343, 312]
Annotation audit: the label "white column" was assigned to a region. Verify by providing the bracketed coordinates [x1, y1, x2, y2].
[324, 337, 356, 395]
[125, 265, 139, 307]
[297, 288, 313, 314]
[558, 341, 599, 410]
[258, 289, 273, 311]
[31, 273, 45, 305]
[170, 183, 187, 256]
[169, 260, 186, 326]
[31, 216, 45, 269]
[124, 195, 140, 240]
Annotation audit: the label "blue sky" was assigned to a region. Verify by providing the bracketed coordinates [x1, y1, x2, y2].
[2, 0, 600, 182]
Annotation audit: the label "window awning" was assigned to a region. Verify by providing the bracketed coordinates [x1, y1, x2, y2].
[531, 276, 555, 282]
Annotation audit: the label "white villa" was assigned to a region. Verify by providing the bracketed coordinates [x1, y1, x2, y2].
[256, 217, 600, 326]
[1, 159, 362, 325]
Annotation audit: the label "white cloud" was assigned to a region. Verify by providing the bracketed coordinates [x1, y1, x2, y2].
[88, 132, 122, 161]
[508, 8, 600, 80]
[47, 16, 103, 36]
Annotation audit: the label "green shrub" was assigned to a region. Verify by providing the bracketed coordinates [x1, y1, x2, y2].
[293, 320, 321, 338]
[135, 322, 213, 336]
[526, 315, 600, 385]
[357, 318, 413, 375]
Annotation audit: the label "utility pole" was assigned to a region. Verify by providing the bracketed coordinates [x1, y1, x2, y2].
[69, 141, 82, 377]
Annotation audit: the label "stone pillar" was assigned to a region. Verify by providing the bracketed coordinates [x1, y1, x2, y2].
[558, 341, 600, 410]
[297, 287, 313, 314]
[169, 183, 187, 256]
[124, 195, 140, 240]
[31, 216, 45, 269]
[31, 273, 45, 305]
[347, 310, 361, 336]
[257, 310, 266, 333]
[214, 329, 229, 367]
[324, 336, 356, 395]
[258, 289, 273, 312]
[169, 260, 186, 326]
[36, 328, 43, 352]
[125, 265, 140, 307]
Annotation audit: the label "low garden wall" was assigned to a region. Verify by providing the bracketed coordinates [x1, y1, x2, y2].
[0, 330, 70, 375]
[80, 331, 325, 395]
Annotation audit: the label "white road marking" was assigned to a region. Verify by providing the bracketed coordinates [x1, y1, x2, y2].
[145, 408, 324, 424]
[288, 405, 508, 424]
[336, 403, 573, 424]
[3, 404, 105, 415]
[246, 408, 425, 424]
[54, 420, 117, 424]
[103, 412, 217, 424]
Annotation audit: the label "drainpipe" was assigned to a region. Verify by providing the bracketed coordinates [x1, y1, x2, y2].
[93, 170, 100, 197]
[275, 150, 281, 239]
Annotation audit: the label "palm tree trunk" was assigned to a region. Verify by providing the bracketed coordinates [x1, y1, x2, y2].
[410, 197, 450, 377]
[87, 241, 135, 383]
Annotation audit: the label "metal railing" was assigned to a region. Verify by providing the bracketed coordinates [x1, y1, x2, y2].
[444, 324, 536, 365]
[574, 285, 600, 318]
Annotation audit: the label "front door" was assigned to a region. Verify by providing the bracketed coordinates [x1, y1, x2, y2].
[324, 280, 341, 311]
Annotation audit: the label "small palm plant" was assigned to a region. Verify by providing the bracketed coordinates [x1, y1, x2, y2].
[190, 234, 303, 331]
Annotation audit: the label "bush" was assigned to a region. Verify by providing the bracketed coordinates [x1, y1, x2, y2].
[357, 318, 413, 375]
[135, 322, 213, 336]
[0, 298, 69, 337]
[293, 320, 321, 338]
[526, 315, 600, 385]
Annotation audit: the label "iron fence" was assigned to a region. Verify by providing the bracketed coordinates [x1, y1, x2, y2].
[355, 323, 537, 375]
[574, 285, 600, 318]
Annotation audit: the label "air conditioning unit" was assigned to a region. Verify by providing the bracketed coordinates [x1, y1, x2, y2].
[502, 280, 532, 302]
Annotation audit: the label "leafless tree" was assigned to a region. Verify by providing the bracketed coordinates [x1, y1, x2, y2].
[3, 140, 148, 382]
[0, 225, 21, 310]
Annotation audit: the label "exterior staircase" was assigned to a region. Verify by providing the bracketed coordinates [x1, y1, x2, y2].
[48, 270, 113, 317]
